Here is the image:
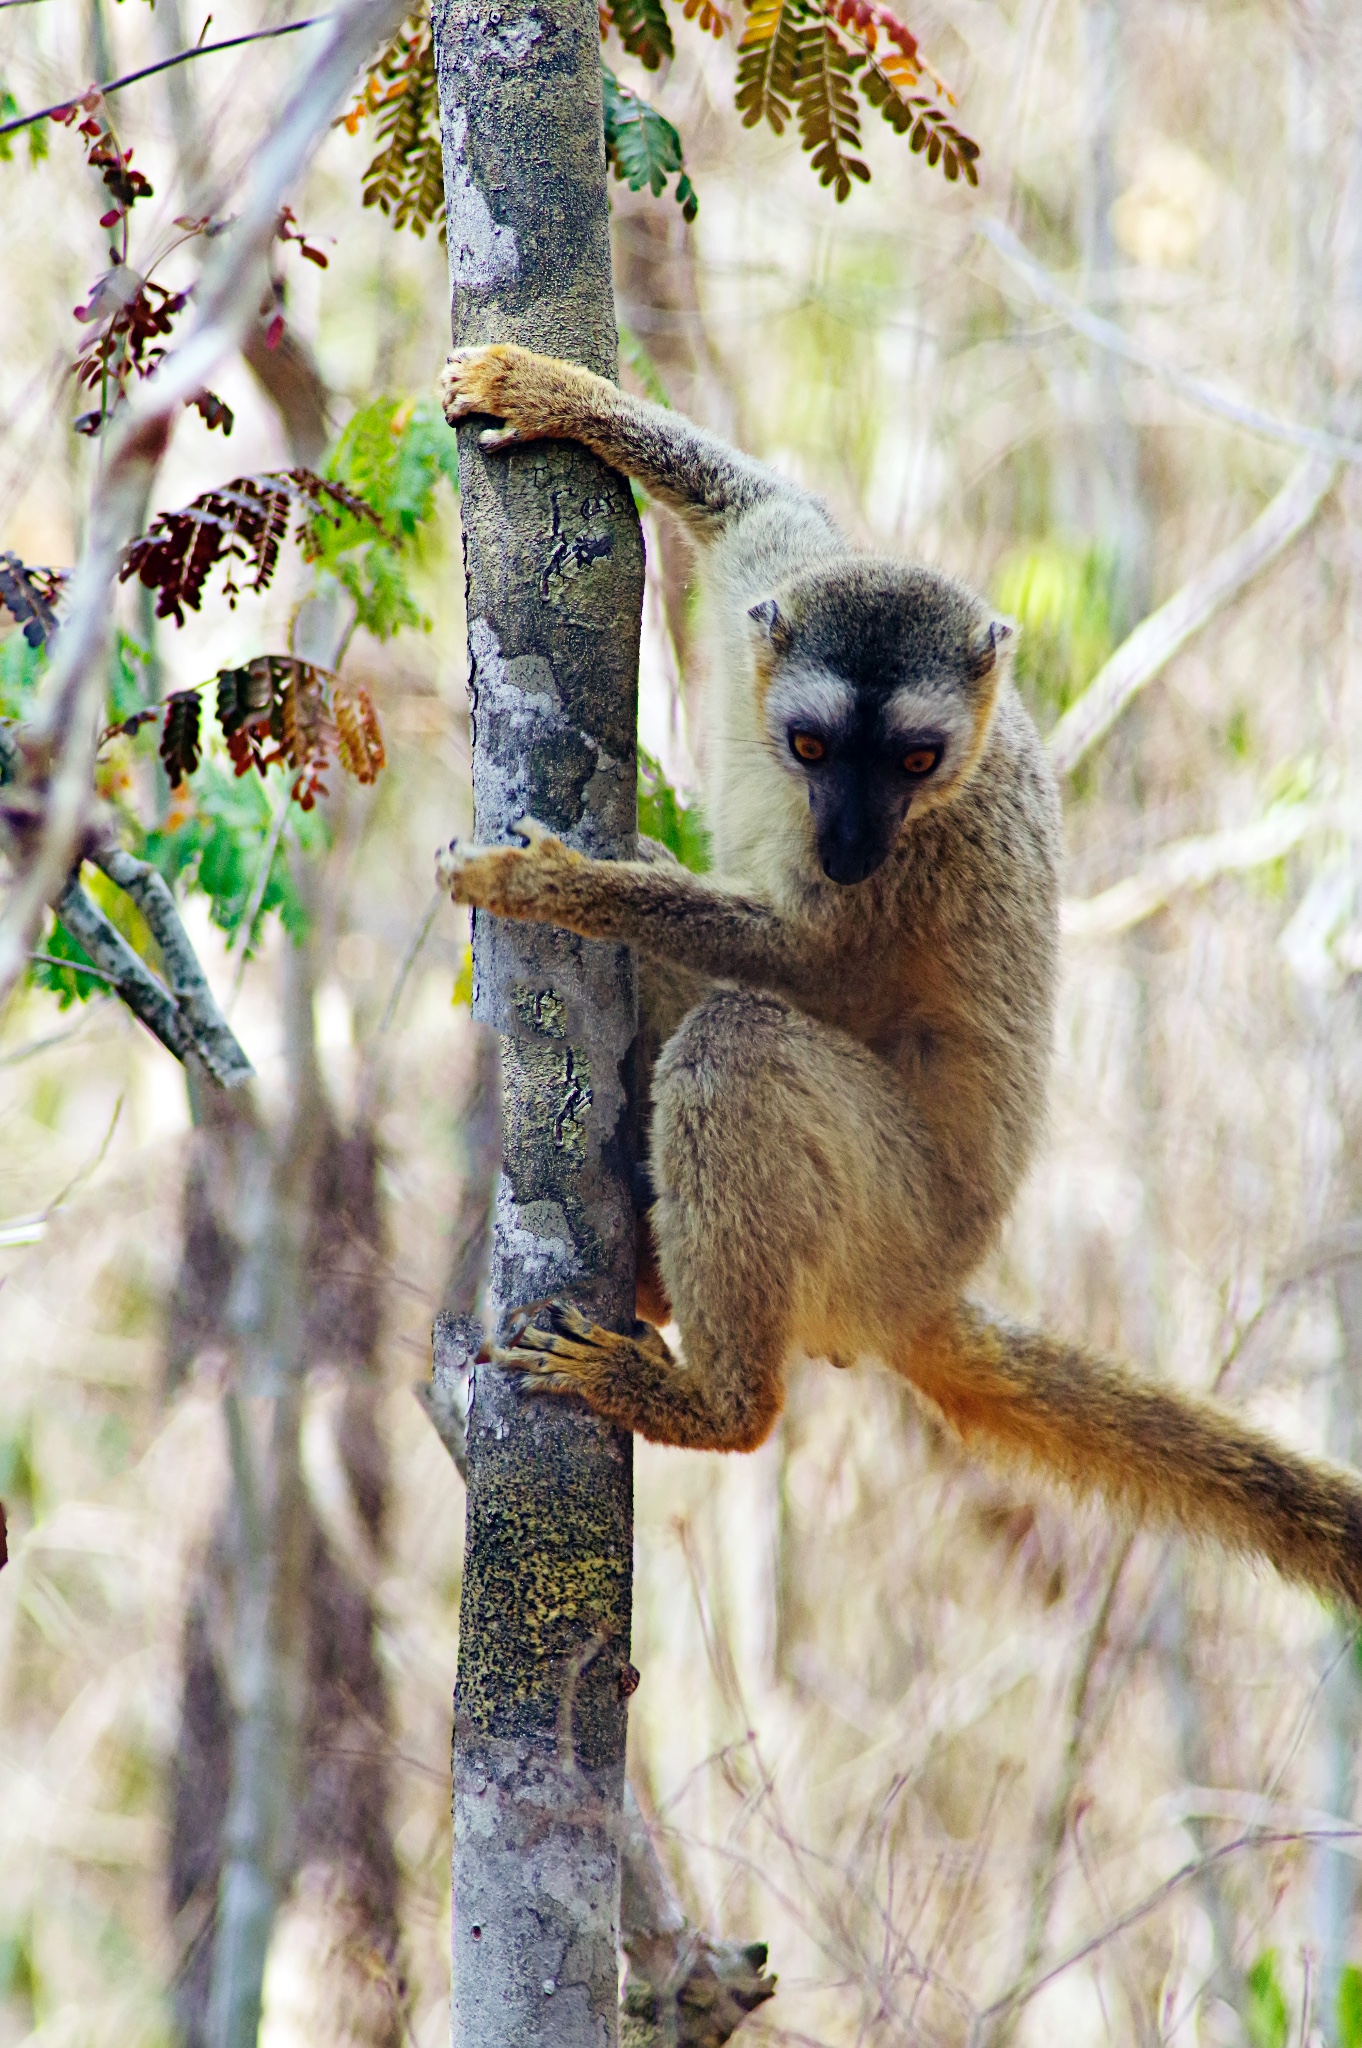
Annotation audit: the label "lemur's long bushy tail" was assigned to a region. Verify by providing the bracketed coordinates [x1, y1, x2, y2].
[905, 1302, 1362, 1612]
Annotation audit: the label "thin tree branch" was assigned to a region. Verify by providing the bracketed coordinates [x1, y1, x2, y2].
[416, 1310, 482, 1480]
[377, 886, 444, 1037]
[0, 18, 330, 139]
[982, 219, 1362, 466]
[7, 757, 253, 1082]
[1047, 455, 1338, 779]
[0, 0, 408, 1013]
[54, 874, 198, 1065]
[1062, 804, 1327, 941]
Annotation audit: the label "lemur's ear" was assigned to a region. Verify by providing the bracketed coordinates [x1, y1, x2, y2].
[966, 616, 1015, 681]
[748, 598, 791, 651]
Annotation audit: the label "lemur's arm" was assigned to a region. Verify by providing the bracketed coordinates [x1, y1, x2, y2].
[440, 344, 798, 539]
[439, 820, 822, 998]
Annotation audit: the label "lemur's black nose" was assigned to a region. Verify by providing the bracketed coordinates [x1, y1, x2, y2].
[819, 828, 888, 886]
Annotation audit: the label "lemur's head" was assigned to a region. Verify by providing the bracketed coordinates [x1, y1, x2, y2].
[749, 560, 1011, 886]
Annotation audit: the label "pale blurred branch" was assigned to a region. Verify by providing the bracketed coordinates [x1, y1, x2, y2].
[0, 0, 408, 1013]
[971, 1828, 1358, 2046]
[1009, 1539, 1134, 2020]
[1062, 804, 1326, 940]
[1048, 455, 1338, 779]
[983, 219, 1362, 467]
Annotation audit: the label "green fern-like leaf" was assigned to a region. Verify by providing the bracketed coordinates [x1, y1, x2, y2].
[603, 66, 698, 219]
[607, 0, 675, 71]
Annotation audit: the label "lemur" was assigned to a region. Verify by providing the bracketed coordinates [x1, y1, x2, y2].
[437, 341, 1362, 1615]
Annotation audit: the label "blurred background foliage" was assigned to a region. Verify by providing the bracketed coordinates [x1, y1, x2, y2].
[2, 0, 1362, 2044]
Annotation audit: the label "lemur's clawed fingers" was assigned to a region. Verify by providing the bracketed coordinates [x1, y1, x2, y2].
[510, 814, 554, 847]
[435, 823, 580, 922]
[439, 345, 515, 426]
[490, 1299, 607, 1399]
[439, 342, 574, 448]
[491, 1298, 673, 1407]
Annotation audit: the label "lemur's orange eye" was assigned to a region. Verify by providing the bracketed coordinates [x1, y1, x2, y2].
[902, 746, 940, 777]
[792, 732, 826, 763]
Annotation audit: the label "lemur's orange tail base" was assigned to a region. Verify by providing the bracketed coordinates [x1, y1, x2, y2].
[906, 1305, 1362, 1612]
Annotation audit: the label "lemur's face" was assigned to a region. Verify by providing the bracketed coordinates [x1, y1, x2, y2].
[751, 566, 1008, 887]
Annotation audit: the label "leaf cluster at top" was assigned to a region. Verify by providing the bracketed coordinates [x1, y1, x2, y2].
[341, 0, 977, 237]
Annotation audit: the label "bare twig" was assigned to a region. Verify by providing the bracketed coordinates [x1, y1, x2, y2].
[0, 1092, 123, 1246]
[970, 1829, 1353, 2044]
[1010, 1540, 1135, 2015]
[0, 1004, 113, 1067]
[0, 0, 408, 1013]
[228, 788, 289, 1011]
[1047, 456, 1338, 779]
[27, 950, 118, 985]
[983, 220, 1362, 466]
[0, 18, 330, 139]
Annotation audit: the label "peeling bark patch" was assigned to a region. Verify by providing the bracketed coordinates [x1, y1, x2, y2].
[464, 8, 544, 63]
[443, 102, 519, 287]
[468, 616, 610, 845]
[492, 1183, 575, 1301]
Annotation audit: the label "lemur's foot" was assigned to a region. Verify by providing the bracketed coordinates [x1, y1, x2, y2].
[440, 342, 579, 450]
[436, 815, 583, 922]
[492, 1298, 675, 1406]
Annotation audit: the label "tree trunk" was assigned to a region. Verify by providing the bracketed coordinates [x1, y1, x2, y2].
[432, 6, 645, 2045]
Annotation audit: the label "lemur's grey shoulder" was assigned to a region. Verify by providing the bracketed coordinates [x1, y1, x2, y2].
[709, 492, 848, 608]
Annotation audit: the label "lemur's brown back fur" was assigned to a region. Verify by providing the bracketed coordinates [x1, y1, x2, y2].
[439, 342, 1362, 1616]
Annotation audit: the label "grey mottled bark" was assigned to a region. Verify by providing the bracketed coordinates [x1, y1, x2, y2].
[433, 2, 644, 2041]
[417, 1321, 778, 2048]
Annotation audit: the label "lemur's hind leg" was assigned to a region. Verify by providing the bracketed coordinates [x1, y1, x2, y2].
[497, 989, 948, 1450]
